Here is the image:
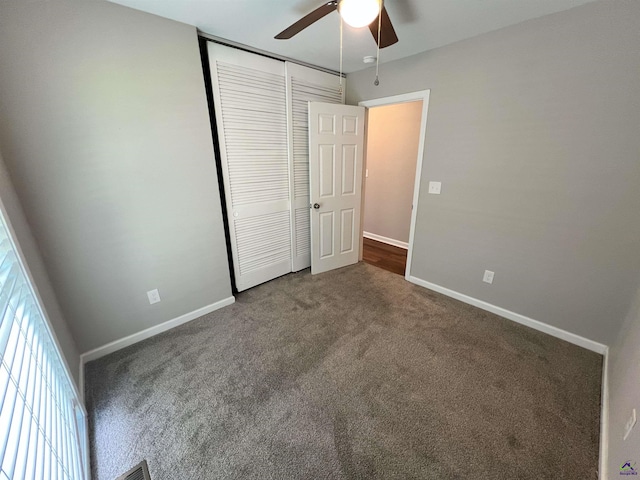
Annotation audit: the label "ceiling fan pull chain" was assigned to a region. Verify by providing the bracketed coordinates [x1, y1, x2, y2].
[339, 14, 344, 94]
[374, 0, 382, 86]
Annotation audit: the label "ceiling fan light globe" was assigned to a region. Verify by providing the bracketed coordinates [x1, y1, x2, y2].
[338, 0, 381, 28]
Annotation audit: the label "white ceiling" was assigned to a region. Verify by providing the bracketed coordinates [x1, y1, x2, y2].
[108, 0, 597, 73]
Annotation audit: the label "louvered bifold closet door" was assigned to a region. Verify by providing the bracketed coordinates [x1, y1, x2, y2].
[208, 43, 292, 291]
[285, 63, 344, 271]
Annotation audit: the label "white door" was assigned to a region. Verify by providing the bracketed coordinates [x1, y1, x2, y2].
[208, 43, 291, 291]
[285, 63, 344, 272]
[309, 103, 365, 274]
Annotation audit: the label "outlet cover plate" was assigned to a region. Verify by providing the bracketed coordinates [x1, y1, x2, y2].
[483, 270, 495, 284]
[147, 289, 161, 305]
[428, 181, 442, 194]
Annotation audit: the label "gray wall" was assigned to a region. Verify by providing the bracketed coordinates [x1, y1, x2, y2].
[0, 147, 80, 385]
[0, 1, 232, 353]
[364, 102, 422, 244]
[347, 0, 640, 345]
[607, 275, 640, 478]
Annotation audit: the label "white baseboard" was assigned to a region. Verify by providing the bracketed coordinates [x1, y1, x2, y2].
[79, 297, 235, 368]
[78, 361, 84, 404]
[407, 275, 608, 354]
[599, 348, 609, 480]
[363, 231, 408, 250]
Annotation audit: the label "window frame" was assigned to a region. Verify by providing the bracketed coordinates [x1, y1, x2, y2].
[0, 197, 88, 479]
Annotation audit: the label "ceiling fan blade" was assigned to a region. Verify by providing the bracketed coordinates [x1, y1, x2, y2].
[275, 1, 338, 40]
[368, 6, 399, 48]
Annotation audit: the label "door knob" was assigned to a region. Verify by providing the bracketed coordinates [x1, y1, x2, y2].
[313, 203, 320, 209]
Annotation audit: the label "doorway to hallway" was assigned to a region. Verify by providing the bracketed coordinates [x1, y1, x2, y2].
[360, 98, 424, 277]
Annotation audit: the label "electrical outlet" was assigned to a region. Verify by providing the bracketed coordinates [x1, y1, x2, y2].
[428, 181, 442, 194]
[366, 169, 369, 178]
[483, 270, 495, 284]
[624, 409, 637, 441]
[147, 289, 161, 305]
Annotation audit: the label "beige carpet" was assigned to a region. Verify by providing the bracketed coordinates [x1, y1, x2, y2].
[85, 262, 602, 479]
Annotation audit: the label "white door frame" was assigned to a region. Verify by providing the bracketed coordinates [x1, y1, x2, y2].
[358, 90, 431, 280]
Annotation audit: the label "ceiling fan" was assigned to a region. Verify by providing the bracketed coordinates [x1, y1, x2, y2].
[275, 0, 399, 48]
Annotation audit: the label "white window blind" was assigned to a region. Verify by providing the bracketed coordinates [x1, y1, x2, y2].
[0, 212, 85, 479]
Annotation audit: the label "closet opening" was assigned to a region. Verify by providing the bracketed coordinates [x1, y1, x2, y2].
[199, 36, 238, 294]
[200, 39, 346, 293]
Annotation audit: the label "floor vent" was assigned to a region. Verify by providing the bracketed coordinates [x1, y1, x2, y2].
[115, 460, 151, 480]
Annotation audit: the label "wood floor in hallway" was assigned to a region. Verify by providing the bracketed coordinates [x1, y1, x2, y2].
[362, 237, 407, 276]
